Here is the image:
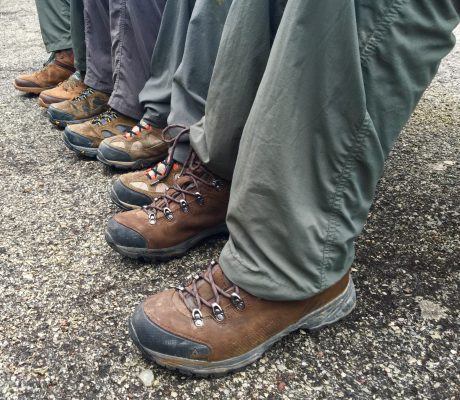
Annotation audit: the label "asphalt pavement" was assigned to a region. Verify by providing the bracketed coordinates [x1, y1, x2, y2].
[0, 2, 459, 399]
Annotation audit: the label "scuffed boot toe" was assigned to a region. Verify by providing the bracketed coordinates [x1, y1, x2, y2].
[62, 126, 98, 157]
[111, 178, 153, 210]
[129, 302, 210, 361]
[105, 217, 148, 259]
[47, 106, 74, 126]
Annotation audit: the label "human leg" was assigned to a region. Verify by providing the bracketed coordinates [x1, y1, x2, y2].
[130, 0, 460, 375]
[35, 0, 72, 53]
[70, 0, 86, 73]
[83, 0, 113, 94]
[101, 0, 233, 210]
[108, 0, 167, 120]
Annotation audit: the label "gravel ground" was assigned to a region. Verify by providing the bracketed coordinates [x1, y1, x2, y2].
[0, 2, 459, 399]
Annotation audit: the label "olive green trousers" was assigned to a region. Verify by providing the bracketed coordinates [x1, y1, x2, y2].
[191, 0, 460, 300]
[35, 0, 86, 71]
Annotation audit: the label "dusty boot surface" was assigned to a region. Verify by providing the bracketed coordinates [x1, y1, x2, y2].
[14, 50, 75, 94]
[129, 262, 356, 377]
[97, 120, 168, 170]
[111, 160, 183, 210]
[62, 109, 136, 157]
[47, 87, 110, 128]
[105, 152, 229, 261]
[38, 71, 87, 108]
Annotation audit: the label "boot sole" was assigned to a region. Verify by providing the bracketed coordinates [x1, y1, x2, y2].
[37, 97, 50, 108]
[14, 83, 48, 94]
[97, 150, 164, 171]
[48, 113, 92, 129]
[129, 277, 356, 377]
[105, 223, 229, 262]
[109, 185, 142, 211]
[61, 131, 98, 158]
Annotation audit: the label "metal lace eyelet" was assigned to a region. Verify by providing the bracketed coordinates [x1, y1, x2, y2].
[180, 200, 189, 213]
[212, 302, 225, 322]
[175, 284, 185, 291]
[148, 214, 156, 225]
[195, 192, 204, 206]
[163, 207, 174, 221]
[210, 260, 217, 266]
[231, 293, 245, 311]
[212, 179, 224, 191]
[192, 309, 203, 327]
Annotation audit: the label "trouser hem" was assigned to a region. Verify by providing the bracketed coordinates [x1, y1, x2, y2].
[45, 41, 72, 53]
[109, 97, 142, 121]
[219, 241, 321, 302]
[142, 113, 168, 129]
[84, 75, 113, 95]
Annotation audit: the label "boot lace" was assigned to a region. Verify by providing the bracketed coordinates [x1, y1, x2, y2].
[91, 109, 118, 125]
[124, 121, 152, 140]
[175, 261, 244, 327]
[142, 124, 189, 184]
[57, 74, 81, 91]
[142, 130, 224, 224]
[74, 87, 94, 102]
[144, 159, 181, 182]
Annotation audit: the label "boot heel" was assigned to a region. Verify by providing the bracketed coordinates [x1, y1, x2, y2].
[299, 278, 356, 331]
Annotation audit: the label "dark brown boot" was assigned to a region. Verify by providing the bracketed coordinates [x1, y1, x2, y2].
[129, 262, 356, 376]
[14, 51, 75, 94]
[105, 152, 230, 261]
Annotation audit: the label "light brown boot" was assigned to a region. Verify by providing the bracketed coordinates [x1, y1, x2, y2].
[47, 87, 110, 128]
[62, 109, 137, 157]
[129, 262, 356, 376]
[111, 160, 183, 210]
[97, 120, 168, 170]
[14, 50, 75, 94]
[38, 71, 87, 108]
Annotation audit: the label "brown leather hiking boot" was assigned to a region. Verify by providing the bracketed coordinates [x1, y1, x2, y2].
[129, 262, 356, 377]
[97, 120, 168, 170]
[14, 50, 75, 94]
[105, 152, 229, 261]
[111, 160, 183, 210]
[38, 71, 87, 108]
[62, 109, 136, 157]
[47, 87, 110, 128]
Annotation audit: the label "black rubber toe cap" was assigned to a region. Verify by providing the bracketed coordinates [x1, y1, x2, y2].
[64, 126, 93, 147]
[48, 106, 74, 122]
[106, 217, 147, 248]
[130, 303, 210, 359]
[99, 142, 132, 162]
[112, 179, 152, 208]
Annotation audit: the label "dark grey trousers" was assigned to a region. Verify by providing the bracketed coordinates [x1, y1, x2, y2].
[35, 0, 86, 71]
[190, 0, 460, 300]
[83, 0, 166, 120]
[70, 0, 86, 72]
[139, 0, 232, 163]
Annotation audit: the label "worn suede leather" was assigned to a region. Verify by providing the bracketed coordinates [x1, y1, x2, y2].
[15, 51, 75, 92]
[142, 266, 350, 362]
[113, 173, 229, 249]
[101, 125, 168, 161]
[39, 75, 87, 105]
[67, 112, 136, 148]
